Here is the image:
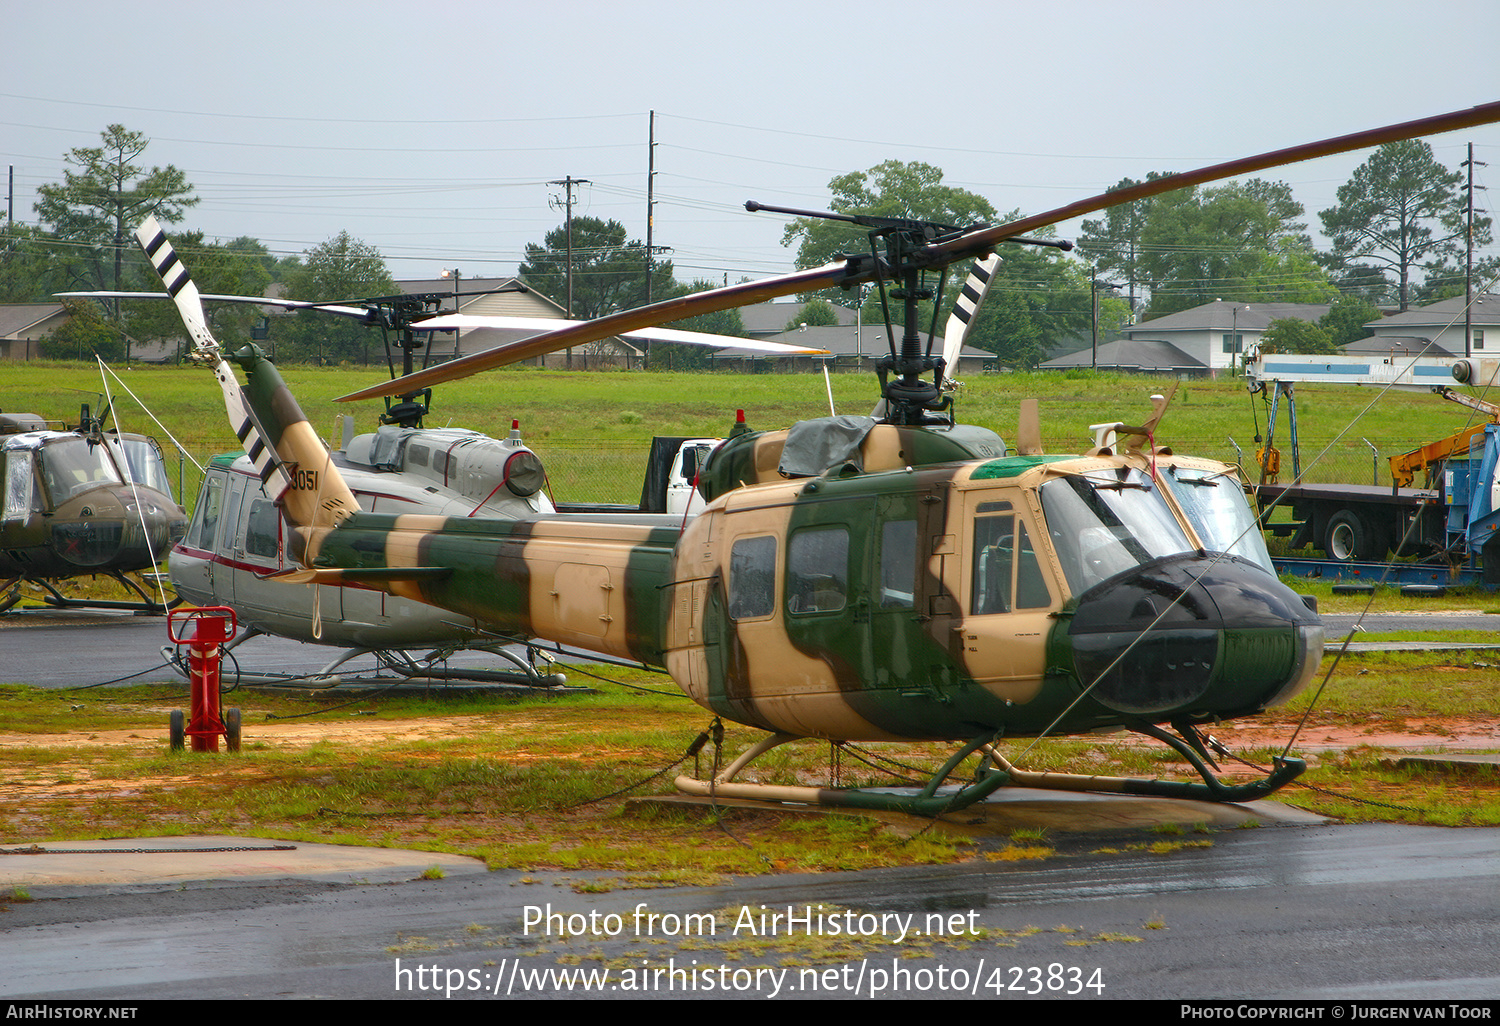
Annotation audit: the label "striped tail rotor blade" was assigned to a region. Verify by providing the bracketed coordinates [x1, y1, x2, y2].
[135, 216, 217, 358]
[218, 358, 292, 499]
[941, 254, 1000, 374]
[133, 216, 292, 499]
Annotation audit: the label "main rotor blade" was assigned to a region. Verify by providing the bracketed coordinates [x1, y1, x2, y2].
[409, 312, 830, 355]
[55, 290, 374, 321]
[338, 262, 851, 401]
[340, 100, 1500, 404]
[925, 100, 1500, 264]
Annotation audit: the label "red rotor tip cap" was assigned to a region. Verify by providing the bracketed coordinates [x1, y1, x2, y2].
[736, 409, 745, 423]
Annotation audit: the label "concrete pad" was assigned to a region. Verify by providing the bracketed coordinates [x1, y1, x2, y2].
[1382, 752, 1500, 776]
[633, 787, 1325, 840]
[0, 835, 486, 894]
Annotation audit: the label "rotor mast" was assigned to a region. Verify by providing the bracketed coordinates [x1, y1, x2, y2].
[745, 201, 1070, 425]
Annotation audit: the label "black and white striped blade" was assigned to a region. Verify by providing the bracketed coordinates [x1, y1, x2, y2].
[134, 216, 291, 499]
[940, 254, 1000, 373]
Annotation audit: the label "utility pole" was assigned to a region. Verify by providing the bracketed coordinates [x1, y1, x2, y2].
[1461, 142, 1487, 358]
[645, 111, 656, 307]
[1091, 270, 1122, 371]
[549, 176, 589, 368]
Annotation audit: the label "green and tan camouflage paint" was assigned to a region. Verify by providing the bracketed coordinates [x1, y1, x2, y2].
[240, 352, 1321, 745]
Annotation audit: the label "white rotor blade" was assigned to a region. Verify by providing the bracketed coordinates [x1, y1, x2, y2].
[134, 217, 292, 499]
[55, 289, 373, 321]
[410, 312, 830, 355]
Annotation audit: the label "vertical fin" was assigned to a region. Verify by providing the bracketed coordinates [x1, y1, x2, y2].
[1119, 383, 1178, 453]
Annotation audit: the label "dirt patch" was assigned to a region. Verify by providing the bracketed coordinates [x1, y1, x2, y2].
[1208, 717, 1500, 753]
[0, 713, 509, 752]
[0, 714, 515, 806]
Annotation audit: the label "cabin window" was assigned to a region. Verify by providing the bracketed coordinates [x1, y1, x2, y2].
[971, 515, 1051, 615]
[3, 452, 35, 522]
[407, 444, 429, 468]
[110, 437, 174, 497]
[244, 499, 281, 560]
[1162, 465, 1274, 572]
[185, 474, 225, 551]
[879, 519, 917, 609]
[787, 526, 849, 614]
[729, 535, 777, 620]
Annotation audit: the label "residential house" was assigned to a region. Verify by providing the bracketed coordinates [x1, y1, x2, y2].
[1361, 292, 1500, 357]
[1042, 299, 1333, 376]
[1119, 300, 1333, 374]
[1040, 338, 1206, 377]
[0, 303, 69, 361]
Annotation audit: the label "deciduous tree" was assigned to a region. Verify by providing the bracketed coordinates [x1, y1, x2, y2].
[782, 161, 997, 315]
[1319, 294, 1383, 348]
[1138, 179, 1331, 318]
[1259, 317, 1337, 355]
[519, 217, 673, 320]
[277, 232, 395, 364]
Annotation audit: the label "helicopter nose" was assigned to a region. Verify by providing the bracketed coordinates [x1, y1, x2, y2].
[1064, 553, 1323, 718]
[50, 519, 123, 568]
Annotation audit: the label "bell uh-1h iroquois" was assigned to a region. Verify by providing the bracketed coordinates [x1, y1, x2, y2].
[146, 102, 1500, 815]
[0, 405, 187, 614]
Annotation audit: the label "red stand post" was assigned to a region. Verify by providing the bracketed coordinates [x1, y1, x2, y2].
[167, 607, 239, 753]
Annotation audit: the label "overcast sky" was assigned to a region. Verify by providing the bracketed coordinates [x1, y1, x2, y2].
[4, 0, 1498, 288]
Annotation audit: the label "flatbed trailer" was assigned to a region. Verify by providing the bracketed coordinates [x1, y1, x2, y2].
[1253, 481, 1443, 563]
[1270, 555, 1484, 589]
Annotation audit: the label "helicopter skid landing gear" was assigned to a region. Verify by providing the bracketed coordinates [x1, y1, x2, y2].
[163, 631, 571, 690]
[32, 572, 179, 614]
[674, 732, 1020, 818]
[674, 728, 1306, 817]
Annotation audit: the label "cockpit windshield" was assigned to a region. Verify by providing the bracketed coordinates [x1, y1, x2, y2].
[1040, 467, 1194, 593]
[39, 437, 123, 505]
[1159, 464, 1274, 572]
[109, 437, 176, 500]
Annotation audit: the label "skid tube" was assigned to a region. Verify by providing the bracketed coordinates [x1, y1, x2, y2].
[674, 728, 1306, 817]
[163, 629, 571, 689]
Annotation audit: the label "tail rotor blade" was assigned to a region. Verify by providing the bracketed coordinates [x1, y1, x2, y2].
[136, 217, 217, 359]
[134, 217, 293, 501]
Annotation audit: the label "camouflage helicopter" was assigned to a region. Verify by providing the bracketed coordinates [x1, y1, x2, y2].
[0, 404, 187, 614]
[143, 102, 1499, 815]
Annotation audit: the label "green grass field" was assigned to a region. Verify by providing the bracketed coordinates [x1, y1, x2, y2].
[2, 358, 1497, 874]
[0, 359, 1473, 510]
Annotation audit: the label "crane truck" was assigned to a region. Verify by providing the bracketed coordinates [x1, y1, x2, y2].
[1244, 350, 1500, 587]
